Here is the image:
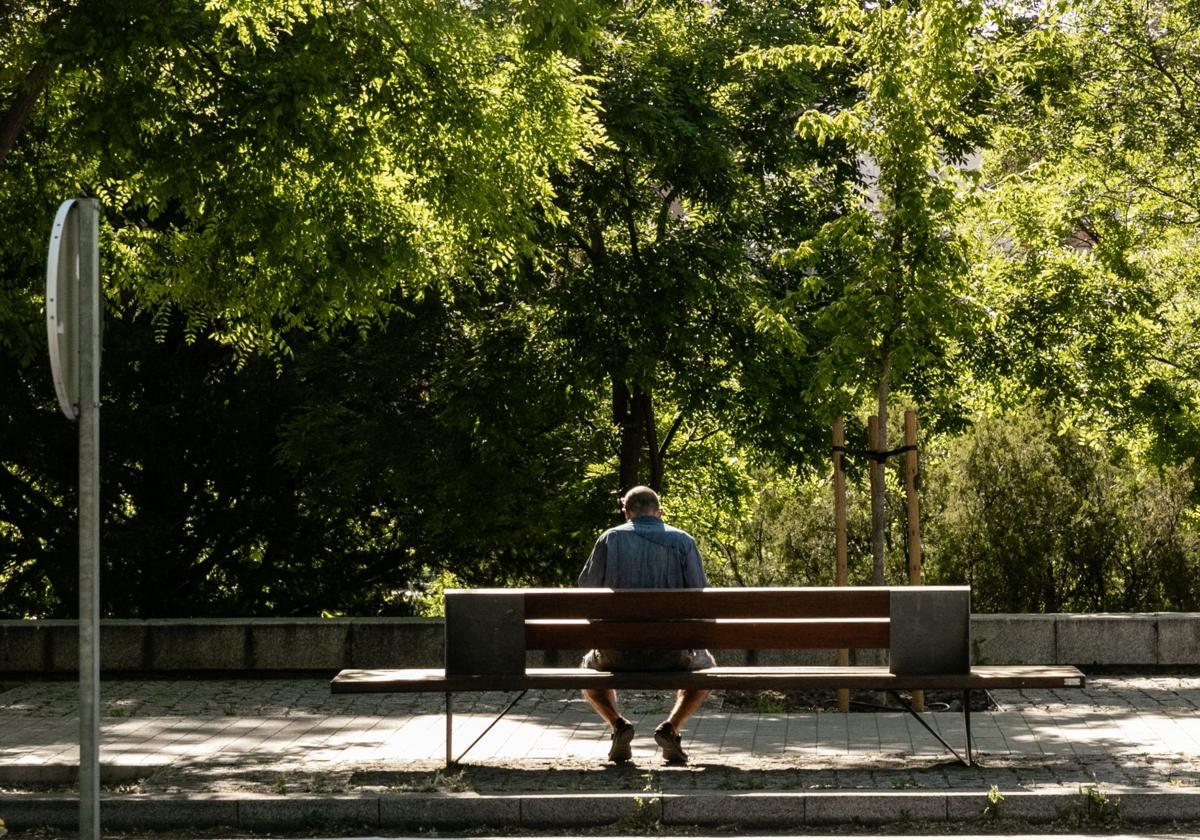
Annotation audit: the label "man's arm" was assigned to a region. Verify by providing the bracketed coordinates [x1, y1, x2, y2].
[682, 541, 708, 588]
[577, 533, 608, 587]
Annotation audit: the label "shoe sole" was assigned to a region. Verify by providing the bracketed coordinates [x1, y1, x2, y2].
[654, 729, 688, 764]
[608, 725, 635, 763]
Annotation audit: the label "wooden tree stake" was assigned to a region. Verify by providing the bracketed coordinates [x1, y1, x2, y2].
[833, 418, 849, 713]
[904, 408, 924, 712]
[867, 415, 885, 586]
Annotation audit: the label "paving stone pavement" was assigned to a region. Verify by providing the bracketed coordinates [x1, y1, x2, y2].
[2, 674, 1200, 797]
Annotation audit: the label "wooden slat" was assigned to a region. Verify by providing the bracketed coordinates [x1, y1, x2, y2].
[520, 587, 896, 620]
[523, 618, 889, 650]
[331, 664, 1087, 694]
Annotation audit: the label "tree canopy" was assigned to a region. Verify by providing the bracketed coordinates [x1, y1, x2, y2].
[2, 0, 1199, 618]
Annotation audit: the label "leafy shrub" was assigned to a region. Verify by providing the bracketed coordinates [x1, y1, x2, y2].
[922, 409, 1200, 612]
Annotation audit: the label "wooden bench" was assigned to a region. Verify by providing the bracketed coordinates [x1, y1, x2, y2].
[332, 586, 1085, 766]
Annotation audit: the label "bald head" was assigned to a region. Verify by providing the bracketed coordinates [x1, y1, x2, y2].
[621, 486, 662, 518]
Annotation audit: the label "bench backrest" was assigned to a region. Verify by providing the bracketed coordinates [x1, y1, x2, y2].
[444, 586, 970, 677]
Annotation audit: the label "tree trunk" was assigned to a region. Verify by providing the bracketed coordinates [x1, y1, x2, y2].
[613, 379, 664, 495]
[0, 3, 77, 166]
[613, 378, 642, 495]
[642, 389, 663, 491]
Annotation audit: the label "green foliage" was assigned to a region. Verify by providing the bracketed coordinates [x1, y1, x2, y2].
[923, 409, 1200, 612]
[966, 0, 1200, 482]
[1, 0, 600, 350]
[4, 0, 1200, 618]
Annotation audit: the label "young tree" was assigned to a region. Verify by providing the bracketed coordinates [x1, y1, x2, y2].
[761, 0, 995, 581]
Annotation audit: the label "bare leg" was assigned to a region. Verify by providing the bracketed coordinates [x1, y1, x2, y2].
[666, 688, 710, 731]
[582, 688, 624, 728]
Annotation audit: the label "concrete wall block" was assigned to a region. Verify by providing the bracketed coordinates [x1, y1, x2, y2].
[520, 793, 649, 827]
[102, 620, 150, 670]
[103, 796, 240, 830]
[237, 795, 378, 831]
[970, 615, 1056, 665]
[46, 621, 80, 672]
[380, 793, 520, 829]
[1155, 614, 1200, 666]
[1057, 614, 1157, 666]
[350, 620, 442, 669]
[148, 621, 250, 671]
[0, 795, 78, 830]
[1, 622, 54, 671]
[249, 620, 350, 670]
[10, 611, 1200, 673]
[805, 792, 947, 825]
[1117, 791, 1200, 822]
[661, 793, 804, 827]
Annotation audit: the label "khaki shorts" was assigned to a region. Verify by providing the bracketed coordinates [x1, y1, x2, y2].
[581, 648, 716, 672]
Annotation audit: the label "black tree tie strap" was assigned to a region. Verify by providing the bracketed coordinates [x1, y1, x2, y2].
[832, 444, 917, 464]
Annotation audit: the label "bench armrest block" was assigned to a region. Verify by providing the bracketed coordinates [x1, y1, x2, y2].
[445, 590, 525, 676]
[889, 587, 970, 675]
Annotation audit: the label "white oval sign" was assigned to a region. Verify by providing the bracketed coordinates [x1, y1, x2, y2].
[46, 199, 81, 419]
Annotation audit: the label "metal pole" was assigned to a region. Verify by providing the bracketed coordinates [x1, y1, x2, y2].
[445, 693, 453, 768]
[78, 198, 101, 840]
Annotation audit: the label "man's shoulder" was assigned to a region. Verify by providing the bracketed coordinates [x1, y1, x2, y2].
[645, 520, 697, 545]
[599, 521, 637, 539]
[662, 523, 698, 544]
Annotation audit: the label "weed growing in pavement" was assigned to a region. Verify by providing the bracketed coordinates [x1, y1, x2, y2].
[983, 784, 1004, 819]
[616, 795, 661, 832]
[428, 768, 469, 792]
[1079, 784, 1121, 825]
[890, 775, 916, 789]
[223, 705, 237, 716]
[273, 774, 286, 795]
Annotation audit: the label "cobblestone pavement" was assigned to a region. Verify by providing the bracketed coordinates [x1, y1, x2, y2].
[2, 675, 1200, 796]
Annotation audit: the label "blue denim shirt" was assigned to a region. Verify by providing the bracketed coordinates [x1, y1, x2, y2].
[577, 515, 708, 589]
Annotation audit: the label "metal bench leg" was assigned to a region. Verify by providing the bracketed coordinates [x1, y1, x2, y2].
[445, 692, 453, 768]
[963, 689, 973, 766]
[446, 689, 529, 767]
[886, 690, 968, 766]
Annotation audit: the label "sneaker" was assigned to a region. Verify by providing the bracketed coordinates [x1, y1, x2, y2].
[654, 721, 688, 764]
[608, 720, 635, 763]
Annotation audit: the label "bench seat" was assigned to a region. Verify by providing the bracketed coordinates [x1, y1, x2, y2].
[332, 664, 1086, 693]
[330, 586, 1086, 766]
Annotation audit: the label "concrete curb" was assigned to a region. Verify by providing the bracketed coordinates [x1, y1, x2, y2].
[0, 788, 1194, 831]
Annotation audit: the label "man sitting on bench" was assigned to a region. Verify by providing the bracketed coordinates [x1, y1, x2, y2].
[577, 485, 715, 765]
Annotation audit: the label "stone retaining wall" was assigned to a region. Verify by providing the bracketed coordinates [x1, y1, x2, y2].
[3, 613, 1199, 673]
